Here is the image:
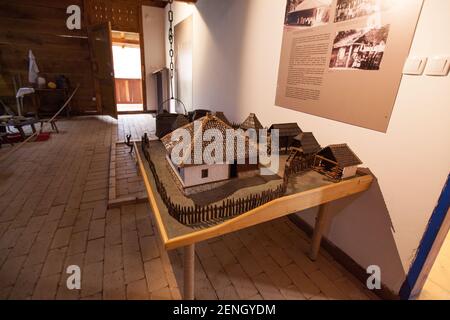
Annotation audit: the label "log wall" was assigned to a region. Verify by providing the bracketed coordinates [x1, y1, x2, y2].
[0, 0, 98, 114]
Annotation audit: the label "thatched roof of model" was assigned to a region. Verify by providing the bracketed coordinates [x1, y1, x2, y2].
[240, 113, 263, 131]
[293, 132, 321, 154]
[269, 123, 302, 137]
[215, 112, 231, 126]
[161, 115, 257, 167]
[317, 144, 362, 168]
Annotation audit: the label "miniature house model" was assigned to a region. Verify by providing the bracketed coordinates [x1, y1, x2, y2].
[269, 123, 302, 153]
[288, 132, 321, 165]
[161, 115, 259, 195]
[215, 112, 231, 126]
[240, 113, 264, 131]
[313, 144, 362, 180]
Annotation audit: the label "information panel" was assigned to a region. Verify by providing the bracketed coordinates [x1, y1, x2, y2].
[276, 0, 423, 132]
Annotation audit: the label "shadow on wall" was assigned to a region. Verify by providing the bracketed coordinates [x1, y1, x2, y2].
[193, 0, 251, 114]
[298, 172, 406, 296]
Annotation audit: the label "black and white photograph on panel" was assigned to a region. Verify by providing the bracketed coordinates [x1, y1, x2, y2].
[334, 0, 395, 23]
[329, 25, 390, 71]
[284, 0, 332, 28]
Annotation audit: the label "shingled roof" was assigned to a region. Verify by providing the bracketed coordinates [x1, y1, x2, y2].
[215, 112, 231, 126]
[240, 113, 264, 131]
[161, 115, 257, 167]
[269, 123, 302, 137]
[293, 132, 321, 154]
[318, 144, 362, 168]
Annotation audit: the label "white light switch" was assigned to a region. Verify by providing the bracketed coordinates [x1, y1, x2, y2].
[403, 57, 427, 75]
[425, 56, 450, 76]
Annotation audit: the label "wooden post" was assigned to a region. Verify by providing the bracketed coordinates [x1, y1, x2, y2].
[309, 203, 331, 261]
[184, 244, 195, 300]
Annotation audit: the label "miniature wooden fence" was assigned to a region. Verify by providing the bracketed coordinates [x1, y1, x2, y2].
[141, 138, 308, 226]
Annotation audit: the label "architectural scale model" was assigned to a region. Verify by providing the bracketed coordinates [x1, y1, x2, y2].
[160, 114, 259, 195]
[137, 111, 371, 301]
[313, 144, 363, 181]
[269, 123, 302, 153]
[139, 111, 365, 226]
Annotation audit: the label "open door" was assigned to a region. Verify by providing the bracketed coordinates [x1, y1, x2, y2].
[88, 22, 117, 119]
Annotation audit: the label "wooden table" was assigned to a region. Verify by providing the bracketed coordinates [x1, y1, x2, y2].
[135, 142, 373, 300]
[2, 118, 39, 140]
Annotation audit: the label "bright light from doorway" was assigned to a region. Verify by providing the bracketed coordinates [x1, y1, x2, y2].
[112, 45, 142, 79]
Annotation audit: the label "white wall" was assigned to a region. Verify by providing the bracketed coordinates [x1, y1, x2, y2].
[184, 164, 230, 187]
[142, 6, 166, 110]
[167, 0, 450, 293]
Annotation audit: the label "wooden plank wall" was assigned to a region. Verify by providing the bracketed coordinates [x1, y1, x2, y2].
[84, 0, 140, 33]
[115, 79, 143, 104]
[0, 0, 97, 114]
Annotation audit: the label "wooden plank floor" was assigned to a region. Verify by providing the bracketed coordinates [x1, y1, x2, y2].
[419, 232, 450, 300]
[117, 114, 155, 142]
[0, 115, 376, 300]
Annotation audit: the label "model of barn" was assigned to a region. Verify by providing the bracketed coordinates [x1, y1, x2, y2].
[287, 132, 321, 167]
[314, 144, 362, 181]
[269, 123, 302, 153]
[161, 114, 259, 195]
[240, 113, 264, 131]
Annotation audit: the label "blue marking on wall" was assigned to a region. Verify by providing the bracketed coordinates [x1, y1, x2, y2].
[399, 174, 450, 300]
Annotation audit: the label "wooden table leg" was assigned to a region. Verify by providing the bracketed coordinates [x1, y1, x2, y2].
[16, 126, 26, 140]
[183, 244, 195, 300]
[309, 203, 331, 261]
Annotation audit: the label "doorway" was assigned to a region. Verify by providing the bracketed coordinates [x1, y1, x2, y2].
[111, 31, 144, 113]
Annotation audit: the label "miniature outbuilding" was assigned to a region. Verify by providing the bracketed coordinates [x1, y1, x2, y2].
[240, 113, 264, 131]
[269, 123, 302, 153]
[313, 144, 362, 180]
[215, 111, 231, 126]
[288, 132, 321, 167]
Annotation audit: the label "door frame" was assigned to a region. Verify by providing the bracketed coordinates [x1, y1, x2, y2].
[87, 21, 118, 118]
[138, 5, 148, 112]
[111, 34, 145, 114]
[400, 174, 450, 299]
[111, 8, 148, 114]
